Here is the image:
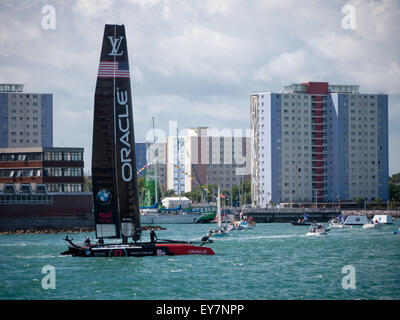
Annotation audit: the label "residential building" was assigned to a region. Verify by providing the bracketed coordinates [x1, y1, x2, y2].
[251, 82, 388, 207]
[0, 84, 53, 148]
[166, 127, 251, 194]
[0, 147, 91, 219]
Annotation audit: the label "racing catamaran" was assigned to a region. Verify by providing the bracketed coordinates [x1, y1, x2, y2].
[61, 24, 214, 257]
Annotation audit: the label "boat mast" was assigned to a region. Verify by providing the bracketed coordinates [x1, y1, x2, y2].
[152, 116, 158, 206]
[217, 186, 221, 228]
[177, 127, 182, 208]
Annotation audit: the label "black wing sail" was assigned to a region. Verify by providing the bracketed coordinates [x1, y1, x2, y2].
[92, 24, 141, 241]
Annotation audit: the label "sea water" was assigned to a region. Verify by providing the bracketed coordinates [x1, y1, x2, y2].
[0, 222, 399, 300]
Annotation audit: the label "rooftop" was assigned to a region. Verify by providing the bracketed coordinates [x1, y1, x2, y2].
[283, 82, 360, 94]
[0, 84, 24, 93]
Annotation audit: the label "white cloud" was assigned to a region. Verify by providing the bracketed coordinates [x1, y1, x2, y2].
[1, 0, 399, 173]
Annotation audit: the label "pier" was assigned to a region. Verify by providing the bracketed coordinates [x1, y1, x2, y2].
[241, 207, 339, 223]
[241, 207, 400, 223]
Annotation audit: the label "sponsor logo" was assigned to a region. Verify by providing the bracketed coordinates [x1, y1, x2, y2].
[355, 217, 360, 222]
[108, 36, 124, 56]
[188, 250, 207, 254]
[116, 87, 133, 182]
[96, 189, 112, 205]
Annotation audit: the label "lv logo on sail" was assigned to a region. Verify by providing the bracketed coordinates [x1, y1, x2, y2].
[108, 36, 124, 56]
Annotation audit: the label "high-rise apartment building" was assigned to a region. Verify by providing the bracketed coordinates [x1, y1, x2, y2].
[0, 84, 53, 148]
[251, 82, 388, 207]
[166, 127, 250, 194]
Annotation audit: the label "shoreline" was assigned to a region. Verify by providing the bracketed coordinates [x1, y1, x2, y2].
[0, 225, 167, 235]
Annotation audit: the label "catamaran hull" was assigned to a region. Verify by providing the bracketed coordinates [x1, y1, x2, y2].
[62, 243, 215, 257]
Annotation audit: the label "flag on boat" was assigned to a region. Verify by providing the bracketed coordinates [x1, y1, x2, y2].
[98, 61, 130, 78]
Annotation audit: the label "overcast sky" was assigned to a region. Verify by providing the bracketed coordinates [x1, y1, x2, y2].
[1, 0, 399, 174]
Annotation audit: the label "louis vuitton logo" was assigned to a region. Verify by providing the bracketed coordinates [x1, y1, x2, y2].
[108, 36, 124, 56]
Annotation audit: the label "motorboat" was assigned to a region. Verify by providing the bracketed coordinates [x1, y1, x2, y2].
[208, 227, 230, 237]
[291, 220, 311, 226]
[291, 214, 311, 226]
[306, 223, 328, 236]
[362, 221, 383, 229]
[329, 216, 351, 229]
[228, 222, 244, 231]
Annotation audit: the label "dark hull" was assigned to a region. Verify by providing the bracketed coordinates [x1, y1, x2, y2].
[61, 240, 214, 257]
[290, 221, 311, 226]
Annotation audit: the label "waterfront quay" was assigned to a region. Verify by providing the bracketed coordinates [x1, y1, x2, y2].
[242, 207, 339, 223]
[242, 207, 400, 223]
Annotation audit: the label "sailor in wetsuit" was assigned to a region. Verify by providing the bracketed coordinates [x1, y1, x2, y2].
[84, 236, 91, 246]
[150, 229, 158, 243]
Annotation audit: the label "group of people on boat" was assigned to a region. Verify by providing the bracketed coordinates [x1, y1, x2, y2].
[241, 216, 256, 227]
[84, 236, 104, 247]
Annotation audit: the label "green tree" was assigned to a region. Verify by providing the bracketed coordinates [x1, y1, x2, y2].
[164, 189, 177, 197]
[83, 173, 92, 192]
[389, 173, 400, 202]
[354, 196, 365, 207]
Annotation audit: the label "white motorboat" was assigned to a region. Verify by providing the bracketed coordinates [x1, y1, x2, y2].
[306, 223, 328, 236]
[329, 217, 352, 229]
[227, 222, 244, 231]
[362, 221, 383, 229]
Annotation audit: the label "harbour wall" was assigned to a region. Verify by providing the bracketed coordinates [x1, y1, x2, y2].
[241, 208, 400, 223]
[0, 215, 95, 233]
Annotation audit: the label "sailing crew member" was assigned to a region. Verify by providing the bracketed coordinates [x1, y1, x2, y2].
[150, 229, 158, 243]
[84, 236, 91, 246]
[96, 238, 104, 246]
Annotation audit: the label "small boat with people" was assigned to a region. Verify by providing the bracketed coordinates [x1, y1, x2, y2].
[306, 223, 328, 236]
[362, 220, 383, 230]
[329, 215, 352, 229]
[228, 222, 244, 231]
[290, 213, 311, 226]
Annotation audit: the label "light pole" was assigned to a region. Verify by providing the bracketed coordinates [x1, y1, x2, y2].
[337, 194, 341, 211]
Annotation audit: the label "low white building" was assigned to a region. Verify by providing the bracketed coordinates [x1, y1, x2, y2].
[161, 196, 191, 209]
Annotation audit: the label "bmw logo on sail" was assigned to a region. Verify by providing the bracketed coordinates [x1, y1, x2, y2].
[97, 189, 112, 205]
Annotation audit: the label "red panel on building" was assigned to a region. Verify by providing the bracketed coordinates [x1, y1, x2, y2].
[303, 82, 329, 94]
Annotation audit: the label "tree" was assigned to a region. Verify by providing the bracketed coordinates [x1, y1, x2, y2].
[389, 174, 400, 202]
[354, 196, 365, 207]
[164, 189, 177, 197]
[83, 173, 92, 192]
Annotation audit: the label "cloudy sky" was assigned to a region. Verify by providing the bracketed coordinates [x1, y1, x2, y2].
[1, 0, 399, 174]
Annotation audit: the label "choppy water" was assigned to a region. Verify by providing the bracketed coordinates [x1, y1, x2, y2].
[1, 222, 399, 300]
